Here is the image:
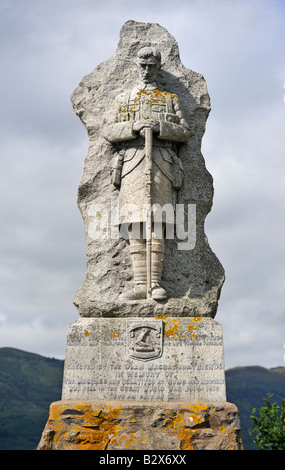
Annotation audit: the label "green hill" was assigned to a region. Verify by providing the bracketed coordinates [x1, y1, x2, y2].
[0, 347, 63, 450]
[0, 347, 284, 450]
[226, 365, 285, 449]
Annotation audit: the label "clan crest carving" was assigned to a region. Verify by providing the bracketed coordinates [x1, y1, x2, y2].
[127, 320, 163, 361]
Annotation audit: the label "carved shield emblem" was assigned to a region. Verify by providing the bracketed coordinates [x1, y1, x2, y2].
[127, 320, 163, 361]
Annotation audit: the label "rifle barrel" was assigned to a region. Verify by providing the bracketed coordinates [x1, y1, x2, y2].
[145, 127, 153, 298]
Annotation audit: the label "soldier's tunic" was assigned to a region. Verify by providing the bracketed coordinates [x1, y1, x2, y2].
[104, 82, 190, 228]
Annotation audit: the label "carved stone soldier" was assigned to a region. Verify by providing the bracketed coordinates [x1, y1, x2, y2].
[104, 47, 190, 301]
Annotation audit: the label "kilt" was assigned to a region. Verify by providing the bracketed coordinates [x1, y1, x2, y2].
[119, 142, 175, 227]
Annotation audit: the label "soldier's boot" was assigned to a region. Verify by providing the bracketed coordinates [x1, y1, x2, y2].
[119, 238, 147, 300]
[151, 239, 167, 301]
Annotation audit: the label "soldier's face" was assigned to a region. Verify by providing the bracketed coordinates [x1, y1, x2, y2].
[138, 62, 159, 84]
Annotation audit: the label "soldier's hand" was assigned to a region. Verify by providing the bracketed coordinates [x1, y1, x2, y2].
[133, 121, 145, 132]
[133, 120, 160, 136]
[147, 120, 160, 133]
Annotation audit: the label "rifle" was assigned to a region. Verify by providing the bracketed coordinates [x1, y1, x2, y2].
[145, 127, 153, 298]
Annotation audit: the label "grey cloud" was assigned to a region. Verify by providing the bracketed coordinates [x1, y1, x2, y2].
[0, 0, 284, 368]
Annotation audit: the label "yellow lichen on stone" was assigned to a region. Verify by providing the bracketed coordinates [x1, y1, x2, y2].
[217, 425, 237, 450]
[164, 412, 197, 450]
[188, 403, 208, 414]
[113, 430, 148, 450]
[163, 318, 183, 338]
[164, 323, 179, 337]
[179, 428, 198, 450]
[187, 324, 195, 331]
[41, 402, 123, 450]
[153, 314, 169, 321]
[161, 402, 214, 450]
[189, 413, 202, 425]
[187, 323, 197, 337]
[38, 401, 243, 450]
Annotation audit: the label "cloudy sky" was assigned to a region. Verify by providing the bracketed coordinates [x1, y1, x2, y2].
[0, 0, 284, 370]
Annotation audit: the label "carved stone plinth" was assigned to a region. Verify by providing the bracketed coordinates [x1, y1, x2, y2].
[37, 400, 243, 450]
[61, 317, 227, 403]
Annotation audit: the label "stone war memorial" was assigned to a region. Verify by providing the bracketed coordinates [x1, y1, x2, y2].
[38, 21, 243, 451]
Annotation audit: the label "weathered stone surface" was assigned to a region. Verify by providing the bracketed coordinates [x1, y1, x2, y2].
[37, 400, 243, 450]
[61, 316, 226, 403]
[71, 20, 225, 318]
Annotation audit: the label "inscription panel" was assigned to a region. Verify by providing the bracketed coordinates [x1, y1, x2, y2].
[61, 317, 227, 402]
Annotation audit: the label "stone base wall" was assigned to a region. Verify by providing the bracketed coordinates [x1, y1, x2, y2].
[37, 400, 243, 450]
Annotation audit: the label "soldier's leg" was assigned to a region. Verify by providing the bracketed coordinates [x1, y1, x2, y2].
[119, 222, 167, 301]
[119, 223, 147, 300]
[130, 232, 147, 290]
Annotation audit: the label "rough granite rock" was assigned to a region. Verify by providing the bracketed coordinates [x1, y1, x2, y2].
[37, 400, 243, 450]
[71, 20, 225, 317]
